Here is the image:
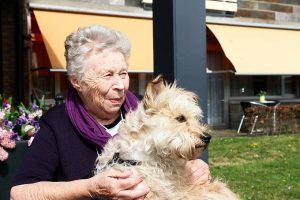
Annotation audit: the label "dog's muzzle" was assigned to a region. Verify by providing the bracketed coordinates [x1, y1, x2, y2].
[200, 133, 212, 145]
[195, 133, 211, 149]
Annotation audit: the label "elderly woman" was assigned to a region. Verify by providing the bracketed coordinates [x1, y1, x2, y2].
[10, 25, 210, 199]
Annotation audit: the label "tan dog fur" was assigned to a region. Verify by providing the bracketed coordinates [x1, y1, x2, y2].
[95, 76, 239, 200]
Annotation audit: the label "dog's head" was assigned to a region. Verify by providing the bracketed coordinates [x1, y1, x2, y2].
[128, 75, 211, 161]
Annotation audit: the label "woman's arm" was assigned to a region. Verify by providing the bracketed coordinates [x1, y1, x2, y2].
[11, 179, 92, 200]
[11, 107, 149, 200]
[11, 168, 149, 200]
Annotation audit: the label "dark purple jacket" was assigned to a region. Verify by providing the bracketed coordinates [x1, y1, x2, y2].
[12, 103, 98, 186]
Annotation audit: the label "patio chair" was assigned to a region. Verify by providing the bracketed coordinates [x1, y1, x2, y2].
[237, 101, 268, 135]
[271, 100, 281, 133]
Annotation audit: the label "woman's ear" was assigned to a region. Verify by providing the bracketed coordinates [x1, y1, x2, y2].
[69, 76, 81, 91]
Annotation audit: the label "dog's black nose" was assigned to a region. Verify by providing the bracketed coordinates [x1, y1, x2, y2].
[200, 133, 212, 144]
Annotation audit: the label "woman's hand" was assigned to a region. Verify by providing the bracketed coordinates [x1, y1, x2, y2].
[185, 159, 211, 185]
[88, 168, 150, 199]
[10, 168, 149, 200]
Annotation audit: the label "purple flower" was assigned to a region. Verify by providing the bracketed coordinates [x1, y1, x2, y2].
[3, 103, 11, 110]
[30, 118, 38, 124]
[4, 120, 13, 129]
[32, 103, 39, 111]
[10, 132, 19, 141]
[16, 115, 27, 125]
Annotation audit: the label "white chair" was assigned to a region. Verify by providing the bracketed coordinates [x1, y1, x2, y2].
[237, 101, 267, 135]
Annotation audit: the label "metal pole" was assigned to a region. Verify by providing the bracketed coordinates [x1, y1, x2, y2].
[153, 0, 208, 162]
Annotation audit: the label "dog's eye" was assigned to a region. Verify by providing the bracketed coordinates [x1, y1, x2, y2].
[175, 115, 186, 122]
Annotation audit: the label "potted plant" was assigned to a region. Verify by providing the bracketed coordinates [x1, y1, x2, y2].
[0, 95, 46, 200]
[258, 90, 267, 102]
[0, 95, 45, 162]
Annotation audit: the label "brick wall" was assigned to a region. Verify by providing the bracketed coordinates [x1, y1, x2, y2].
[0, 1, 16, 98]
[236, 0, 300, 22]
[0, 0, 29, 104]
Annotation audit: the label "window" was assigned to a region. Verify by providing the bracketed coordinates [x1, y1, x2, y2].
[129, 73, 153, 96]
[283, 76, 297, 96]
[230, 75, 282, 97]
[230, 75, 256, 96]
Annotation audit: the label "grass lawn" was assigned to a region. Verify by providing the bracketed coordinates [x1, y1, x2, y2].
[208, 134, 300, 200]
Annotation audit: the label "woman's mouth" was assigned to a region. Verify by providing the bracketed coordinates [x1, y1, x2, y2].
[110, 97, 123, 104]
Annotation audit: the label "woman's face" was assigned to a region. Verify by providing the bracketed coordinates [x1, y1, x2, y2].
[76, 51, 129, 121]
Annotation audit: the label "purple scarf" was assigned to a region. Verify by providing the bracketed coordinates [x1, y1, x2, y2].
[65, 87, 139, 149]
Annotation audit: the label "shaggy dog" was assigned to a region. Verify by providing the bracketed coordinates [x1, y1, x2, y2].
[95, 76, 239, 200]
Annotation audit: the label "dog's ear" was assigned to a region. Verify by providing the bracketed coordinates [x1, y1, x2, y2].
[143, 75, 165, 110]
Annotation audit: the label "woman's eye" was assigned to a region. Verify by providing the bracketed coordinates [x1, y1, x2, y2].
[104, 73, 113, 78]
[120, 72, 128, 79]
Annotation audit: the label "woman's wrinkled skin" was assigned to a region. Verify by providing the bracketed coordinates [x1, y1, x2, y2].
[70, 51, 129, 125]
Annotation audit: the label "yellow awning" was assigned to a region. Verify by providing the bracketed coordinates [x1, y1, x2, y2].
[207, 24, 300, 75]
[33, 10, 153, 72]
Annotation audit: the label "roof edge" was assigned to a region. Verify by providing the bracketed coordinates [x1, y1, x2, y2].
[206, 16, 300, 31]
[29, 2, 152, 19]
[29, 2, 300, 30]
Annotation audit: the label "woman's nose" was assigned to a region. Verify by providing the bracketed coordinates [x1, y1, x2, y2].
[113, 75, 125, 90]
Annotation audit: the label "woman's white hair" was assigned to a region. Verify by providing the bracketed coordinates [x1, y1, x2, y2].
[64, 24, 131, 81]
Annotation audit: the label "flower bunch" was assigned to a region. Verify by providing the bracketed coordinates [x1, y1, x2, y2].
[15, 102, 44, 140]
[0, 96, 17, 161]
[0, 95, 45, 161]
